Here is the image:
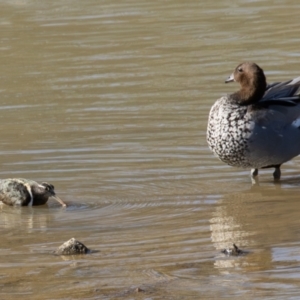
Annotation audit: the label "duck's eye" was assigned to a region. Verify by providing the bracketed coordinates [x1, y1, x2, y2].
[238, 67, 243, 72]
[46, 185, 54, 191]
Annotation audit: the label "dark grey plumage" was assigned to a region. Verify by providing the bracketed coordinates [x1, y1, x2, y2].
[207, 62, 300, 181]
[0, 178, 66, 206]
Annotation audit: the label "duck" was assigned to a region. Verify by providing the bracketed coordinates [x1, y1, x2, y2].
[0, 178, 66, 206]
[207, 62, 300, 182]
[221, 244, 244, 256]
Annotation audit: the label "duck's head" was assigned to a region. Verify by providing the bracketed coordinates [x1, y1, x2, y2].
[31, 182, 66, 207]
[225, 62, 267, 105]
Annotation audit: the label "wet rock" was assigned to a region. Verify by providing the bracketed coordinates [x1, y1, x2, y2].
[55, 238, 90, 255]
[221, 244, 244, 256]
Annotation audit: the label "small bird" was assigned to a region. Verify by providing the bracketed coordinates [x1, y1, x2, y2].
[0, 178, 66, 207]
[207, 62, 300, 182]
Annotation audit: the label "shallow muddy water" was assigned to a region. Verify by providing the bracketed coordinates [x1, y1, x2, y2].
[1, 0, 300, 299]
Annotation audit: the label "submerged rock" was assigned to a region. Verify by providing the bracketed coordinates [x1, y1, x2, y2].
[221, 244, 244, 256]
[55, 238, 90, 255]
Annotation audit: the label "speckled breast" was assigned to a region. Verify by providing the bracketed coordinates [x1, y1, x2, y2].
[207, 97, 254, 168]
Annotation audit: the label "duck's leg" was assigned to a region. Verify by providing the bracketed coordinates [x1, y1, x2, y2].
[250, 168, 259, 184]
[273, 165, 281, 180]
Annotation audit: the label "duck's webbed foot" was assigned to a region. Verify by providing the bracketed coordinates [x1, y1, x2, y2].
[273, 165, 281, 181]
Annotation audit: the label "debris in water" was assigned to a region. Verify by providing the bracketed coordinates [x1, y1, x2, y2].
[221, 244, 244, 256]
[55, 238, 90, 255]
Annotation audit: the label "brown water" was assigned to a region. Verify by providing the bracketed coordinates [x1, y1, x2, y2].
[1, 0, 300, 299]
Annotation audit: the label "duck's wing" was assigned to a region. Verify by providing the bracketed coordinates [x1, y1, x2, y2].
[258, 77, 300, 107]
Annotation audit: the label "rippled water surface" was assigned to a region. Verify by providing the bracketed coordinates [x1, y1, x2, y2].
[1, 0, 300, 299]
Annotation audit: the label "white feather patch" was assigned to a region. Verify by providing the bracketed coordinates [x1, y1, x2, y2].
[24, 183, 33, 206]
[292, 118, 300, 129]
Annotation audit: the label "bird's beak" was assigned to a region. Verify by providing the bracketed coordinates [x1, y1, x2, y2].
[51, 195, 67, 207]
[225, 73, 235, 83]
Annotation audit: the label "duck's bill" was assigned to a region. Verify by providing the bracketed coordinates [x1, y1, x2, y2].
[51, 195, 67, 207]
[225, 73, 234, 83]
